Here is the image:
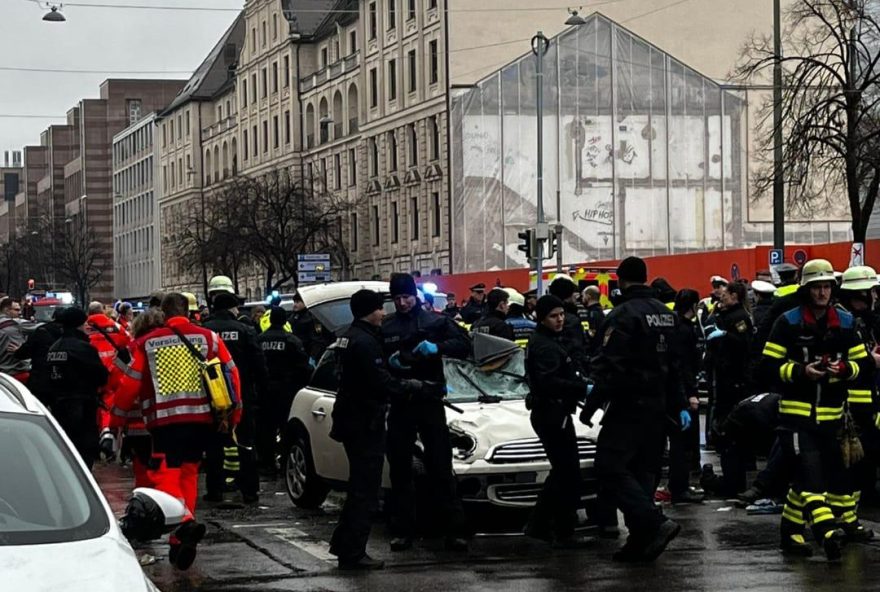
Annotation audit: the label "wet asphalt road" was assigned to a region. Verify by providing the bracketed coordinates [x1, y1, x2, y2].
[95, 462, 880, 592]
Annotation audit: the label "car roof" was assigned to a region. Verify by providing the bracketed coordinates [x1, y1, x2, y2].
[0, 374, 42, 414]
[298, 281, 391, 307]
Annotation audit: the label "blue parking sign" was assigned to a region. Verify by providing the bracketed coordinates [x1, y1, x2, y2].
[769, 249, 783, 266]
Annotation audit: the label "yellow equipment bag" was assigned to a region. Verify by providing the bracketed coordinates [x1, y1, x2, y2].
[170, 327, 237, 414]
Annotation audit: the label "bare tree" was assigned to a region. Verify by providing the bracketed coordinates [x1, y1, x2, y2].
[53, 220, 103, 305]
[736, 0, 880, 241]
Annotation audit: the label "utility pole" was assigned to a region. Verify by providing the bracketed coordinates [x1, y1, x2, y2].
[772, 0, 784, 250]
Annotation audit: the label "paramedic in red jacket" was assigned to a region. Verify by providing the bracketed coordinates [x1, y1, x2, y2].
[115, 293, 241, 571]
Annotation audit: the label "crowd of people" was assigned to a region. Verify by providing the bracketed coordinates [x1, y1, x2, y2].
[10, 253, 880, 571]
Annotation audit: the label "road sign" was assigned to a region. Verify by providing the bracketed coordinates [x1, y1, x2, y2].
[731, 263, 740, 280]
[851, 243, 865, 267]
[792, 249, 808, 266]
[297, 261, 331, 272]
[297, 253, 330, 262]
[298, 272, 332, 284]
[769, 249, 784, 266]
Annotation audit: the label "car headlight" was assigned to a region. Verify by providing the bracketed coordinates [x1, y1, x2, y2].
[449, 426, 477, 460]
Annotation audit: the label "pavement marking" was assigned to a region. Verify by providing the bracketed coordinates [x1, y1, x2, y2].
[231, 522, 291, 529]
[266, 526, 335, 563]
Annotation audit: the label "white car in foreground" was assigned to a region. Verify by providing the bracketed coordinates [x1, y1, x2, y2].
[0, 374, 177, 592]
[282, 281, 601, 510]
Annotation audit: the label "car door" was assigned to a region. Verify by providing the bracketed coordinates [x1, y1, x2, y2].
[300, 349, 348, 481]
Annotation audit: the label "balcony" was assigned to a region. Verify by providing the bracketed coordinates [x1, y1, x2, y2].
[299, 50, 360, 93]
[202, 116, 237, 140]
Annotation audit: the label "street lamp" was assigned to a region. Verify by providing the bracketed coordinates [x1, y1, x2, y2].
[41, 3, 66, 22]
[773, 0, 783, 250]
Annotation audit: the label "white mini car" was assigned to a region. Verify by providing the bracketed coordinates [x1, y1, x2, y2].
[0, 374, 178, 592]
[282, 281, 601, 510]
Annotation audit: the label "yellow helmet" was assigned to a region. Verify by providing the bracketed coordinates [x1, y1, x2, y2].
[799, 259, 836, 287]
[181, 292, 199, 312]
[840, 265, 879, 291]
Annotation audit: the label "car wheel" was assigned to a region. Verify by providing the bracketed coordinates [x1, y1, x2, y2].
[284, 432, 329, 509]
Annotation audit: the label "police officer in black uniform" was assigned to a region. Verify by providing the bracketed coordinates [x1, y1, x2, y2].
[442, 293, 460, 319]
[290, 292, 333, 362]
[581, 286, 605, 355]
[472, 288, 515, 340]
[548, 275, 589, 375]
[256, 306, 313, 474]
[329, 289, 445, 570]
[459, 283, 487, 325]
[46, 307, 109, 469]
[382, 273, 470, 552]
[523, 295, 594, 548]
[580, 257, 686, 562]
[16, 306, 65, 404]
[203, 292, 269, 503]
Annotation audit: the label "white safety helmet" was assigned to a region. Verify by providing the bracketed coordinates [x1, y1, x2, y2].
[207, 275, 235, 294]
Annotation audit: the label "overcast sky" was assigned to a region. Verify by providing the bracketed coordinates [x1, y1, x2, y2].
[0, 0, 241, 160]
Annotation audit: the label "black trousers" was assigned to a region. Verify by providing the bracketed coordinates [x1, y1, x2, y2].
[668, 408, 699, 497]
[526, 406, 581, 539]
[256, 383, 297, 470]
[596, 420, 666, 539]
[386, 399, 465, 539]
[205, 408, 259, 497]
[52, 398, 99, 469]
[329, 427, 386, 561]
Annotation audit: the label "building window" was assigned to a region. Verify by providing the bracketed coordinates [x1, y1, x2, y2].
[186, 154, 191, 182]
[391, 201, 399, 242]
[389, 131, 398, 172]
[284, 110, 291, 144]
[251, 27, 256, 52]
[283, 56, 290, 87]
[430, 116, 440, 161]
[334, 153, 342, 189]
[126, 99, 142, 126]
[218, 105, 223, 121]
[369, 2, 377, 40]
[178, 157, 183, 185]
[388, 59, 397, 101]
[321, 47, 328, 68]
[261, 68, 267, 98]
[272, 62, 278, 93]
[243, 131, 249, 160]
[162, 125, 167, 147]
[429, 0, 437, 8]
[171, 161, 176, 188]
[407, 0, 415, 20]
[370, 138, 379, 177]
[262, 20, 267, 46]
[408, 49, 417, 93]
[348, 147, 357, 186]
[370, 68, 378, 108]
[350, 212, 358, 251]
[388, 0, 396, 30]
[430, 40, 439, 84]
[411, 197, 419, 241]
[170, 119, 175, 141]
[273, 14, 278, 39]
[252, 126, 257, 157]
[407, 123, 418, 166]
[335, 39, 340, 60]
[251, 73, 257, 102]
[350, 30, 357, 54]
[163, 165, 167, 191]
[263, 121, 269, 152]
[242, 79, 248, 106]
[372, 205, 380, 245]
[273, 116, 279, 148]
[432, 191, 441, 237]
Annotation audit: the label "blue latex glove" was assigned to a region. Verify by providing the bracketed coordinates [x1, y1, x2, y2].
[707, 329, 727, 341]
[389, 352, 410, 370]
[308, 357, 316, 368]
[413, 340, 439, 357]
[585, 383, 594, 399]
[680, 410, 692, 431]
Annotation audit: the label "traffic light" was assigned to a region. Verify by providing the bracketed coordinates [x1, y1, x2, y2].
[27, 279, 34, 291]
[546, 226, 561, 260]
[517, 228, 536, 260]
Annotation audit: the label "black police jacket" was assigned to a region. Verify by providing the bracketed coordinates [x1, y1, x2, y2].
[754, 286, 799, 352]
[459, 298, 487, 325]
[586, 284, 684, 424]
[561, 301, 589, 375]
[472, 310, 515, 341]
[257, 327, 312, 393]
[710, 303, 753, 393]
[331, 319, 426, 441]
[46, 329, 108, 404]
[18, 321, 63, 403]
[671, 312, 700, 397]
[291, 309, 333, 361]
[525, 324, 585, 414]
[582, 303, 605, 355]
[382, 306, 470, 383]
[716, 392, 780, 454]
[204, 310, 268, 403]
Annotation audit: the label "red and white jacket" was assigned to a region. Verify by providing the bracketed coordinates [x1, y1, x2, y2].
[115, 316, 241, 430]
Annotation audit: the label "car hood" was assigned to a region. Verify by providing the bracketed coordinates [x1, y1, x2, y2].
[1, 534, 153, 592]
[446, 399, 602, 462]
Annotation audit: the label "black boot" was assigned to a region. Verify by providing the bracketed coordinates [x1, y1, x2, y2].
[338, 554, 385, 570]
[822, 528, 847, 561]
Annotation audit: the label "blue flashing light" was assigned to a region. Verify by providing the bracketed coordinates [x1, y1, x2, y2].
[422, 282, 438, 295]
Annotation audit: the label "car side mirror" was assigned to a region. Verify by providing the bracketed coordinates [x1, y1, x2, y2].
[119, 487, 189, 543]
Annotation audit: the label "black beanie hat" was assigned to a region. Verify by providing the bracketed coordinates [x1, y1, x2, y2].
[535, 295, 564, 322]
[213, 292, 239, 311]
[617, 256, 648, 284]
[389, 272, 418, 297]
[549, 276, 576, 300]
[59, 306, 88, 329]
[269, 306, 287, 327]
[351, 289, 384, 319]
